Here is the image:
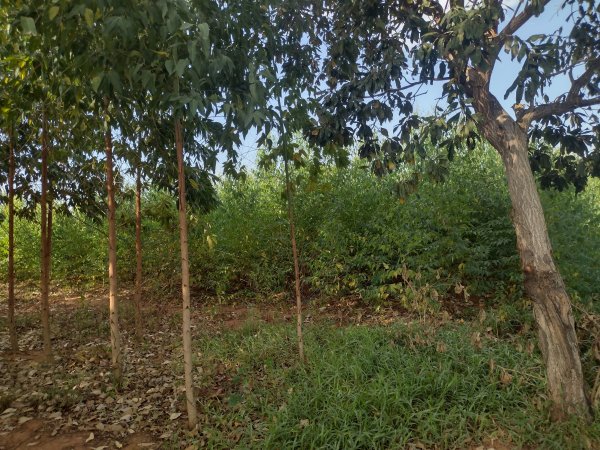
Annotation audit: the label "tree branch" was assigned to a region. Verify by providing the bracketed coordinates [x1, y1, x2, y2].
[519, 97, 600, 126]
[499, 0, 551, 39]
[518, 58, 600, 126]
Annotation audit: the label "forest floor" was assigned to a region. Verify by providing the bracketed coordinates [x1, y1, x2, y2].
[0, 284, 599, 449]
[0, 284, 419, 450]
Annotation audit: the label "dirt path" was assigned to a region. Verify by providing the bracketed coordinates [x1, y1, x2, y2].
[0, 417, 158, 449]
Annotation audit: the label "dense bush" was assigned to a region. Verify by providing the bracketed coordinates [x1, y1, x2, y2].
[2, 145, 599, 307]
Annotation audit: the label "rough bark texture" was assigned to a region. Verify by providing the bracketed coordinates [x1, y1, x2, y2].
[284, 159, 305, 361]
[40, 111, 52, 359]
[175, 118, 198, 429]
[105, 115, 122, 382]
[500, 140, 590, 419]
[134, 166, 143, 341]
[467, 69, 590, 419]
[7, 127, 17, 352]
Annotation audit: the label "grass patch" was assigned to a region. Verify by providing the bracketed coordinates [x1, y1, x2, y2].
[191, 321, 599, 449]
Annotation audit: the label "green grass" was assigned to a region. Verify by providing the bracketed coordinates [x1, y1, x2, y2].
[188, 319, 600, 449]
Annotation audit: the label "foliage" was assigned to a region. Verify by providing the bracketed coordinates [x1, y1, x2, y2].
[306, 0, 600, 189]
[191, 320, 600, 449]
[541, 177, 600, 304]
[3, 144, 599, 308]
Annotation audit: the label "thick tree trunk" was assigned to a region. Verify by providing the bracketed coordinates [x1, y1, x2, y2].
[105, 110, 122, 382]
[466, 70, 590, 419]
[40, 111, 52, 359]
[134, 165, 143, 341]
[7, 127, 17, 353]
[284, 159, 305, 361]
[497, 132, 590, 419]
[175, 118, 197, 429]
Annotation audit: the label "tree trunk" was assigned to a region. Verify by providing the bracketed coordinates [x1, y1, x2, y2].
[134, 165, 143, 341]
[284, 158, 305, 362]
[466, 70, 590, 419]
[175, 118, 197, 429]
[7, 127, 17, 353]
[497, 132, 590, 419]
[46, 195, 53, 318]
[40, 111, 52, 359]
[105, 105, 122, 383]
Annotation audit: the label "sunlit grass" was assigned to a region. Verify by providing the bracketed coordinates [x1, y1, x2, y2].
[190, 319, 600, 449]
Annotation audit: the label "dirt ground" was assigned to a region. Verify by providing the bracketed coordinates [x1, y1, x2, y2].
[1, 284, 432, 449]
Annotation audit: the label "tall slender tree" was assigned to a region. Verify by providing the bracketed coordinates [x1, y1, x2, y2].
[104, 100, 122, 382]
[283, 155, 305, 361]
[175, 116, 197, 429]
[40, 108, 52, 358]
[7, 127, 17, 353]
[134, 162, 143, 341]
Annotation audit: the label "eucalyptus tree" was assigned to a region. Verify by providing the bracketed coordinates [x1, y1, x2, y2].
[0, 125, 17, 352]
[306, 0, 600, 418]
[1, 3, 58, 358]
[119, 123, 147, 342]
[0, 5, 26, 351]
[118, 0, 322, 426]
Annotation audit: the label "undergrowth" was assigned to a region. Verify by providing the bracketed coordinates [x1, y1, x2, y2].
[188, 320, 600, 449]
[2, 146, 599, 309]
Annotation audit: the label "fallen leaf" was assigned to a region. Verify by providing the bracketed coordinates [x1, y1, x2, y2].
[86, 432, 95, 443]
[500, 370, 513, 386]
[169, 412, 182, 420]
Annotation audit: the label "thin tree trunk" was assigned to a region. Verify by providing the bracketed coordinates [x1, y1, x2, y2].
[47, 199, 52, 273]
[284, 158, 305, 361]
[105, 103, 122, 382]
[498, 133, 590, 419]
[46, 195, 53, 321]
[40, 110, 52, 358]
[175, 118, 197, 429]
[7, 126, 17, 352]
[134, 165, 143, 341]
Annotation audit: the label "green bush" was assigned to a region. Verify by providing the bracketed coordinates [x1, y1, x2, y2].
[2, 145, 599, 307]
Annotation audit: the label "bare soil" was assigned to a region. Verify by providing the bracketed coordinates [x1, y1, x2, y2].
[0, 284, 420, 449]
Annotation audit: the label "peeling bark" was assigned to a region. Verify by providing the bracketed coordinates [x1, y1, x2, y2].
[467, 70, 590, 418]
[500, 142, 590, 419]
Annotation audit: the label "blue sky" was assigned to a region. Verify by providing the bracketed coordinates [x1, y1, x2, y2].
[232, 0, 577, 170]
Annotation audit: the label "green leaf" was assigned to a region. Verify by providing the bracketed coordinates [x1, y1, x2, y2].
[48, 6, 60, 20]
[198, 23, 210, 55]
[175, 58, 189, 77]
[511, 42, 519, 59]
[528, 34, 545, 42]
[84, 8, 94, 27]
[20, 17, 37, 35]
[107, 71, 122, 93]
[91, 73, 104, 93]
